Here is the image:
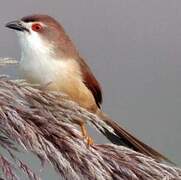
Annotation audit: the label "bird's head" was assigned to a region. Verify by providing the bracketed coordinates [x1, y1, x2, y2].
[6, 14, 78, 59]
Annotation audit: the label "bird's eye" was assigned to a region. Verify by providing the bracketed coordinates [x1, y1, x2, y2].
[31, 23, 42, 32]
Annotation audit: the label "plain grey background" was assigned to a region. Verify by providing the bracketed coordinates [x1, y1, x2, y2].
[0, 0, 181, 179]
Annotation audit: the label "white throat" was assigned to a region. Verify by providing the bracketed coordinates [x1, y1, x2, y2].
[17, 31, 81, 87]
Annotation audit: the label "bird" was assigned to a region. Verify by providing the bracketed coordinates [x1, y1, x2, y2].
[6, 14, 169, 162]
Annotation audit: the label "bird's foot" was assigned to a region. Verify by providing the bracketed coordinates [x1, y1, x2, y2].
[86, 136, 94, 146]
[79, 122, 94, 147]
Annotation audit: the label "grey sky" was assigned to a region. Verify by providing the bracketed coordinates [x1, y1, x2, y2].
[0, 1, 181, 179]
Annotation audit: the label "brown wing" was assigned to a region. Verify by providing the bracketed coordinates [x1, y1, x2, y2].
[78, 57, 102, 108]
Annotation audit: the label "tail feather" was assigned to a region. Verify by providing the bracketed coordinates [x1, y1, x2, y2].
[97, 111, 172, 163]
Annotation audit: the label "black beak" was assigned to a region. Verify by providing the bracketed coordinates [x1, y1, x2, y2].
[5, 20, 29, 32]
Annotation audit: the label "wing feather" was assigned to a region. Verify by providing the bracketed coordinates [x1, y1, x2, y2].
[78, 57, 102, 108]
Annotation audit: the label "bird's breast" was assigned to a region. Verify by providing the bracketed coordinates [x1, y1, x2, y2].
[19, 56, 97, 111]
[19, 55, 80, 86]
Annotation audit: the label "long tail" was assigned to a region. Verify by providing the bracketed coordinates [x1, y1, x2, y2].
[96, 110, 172, 163]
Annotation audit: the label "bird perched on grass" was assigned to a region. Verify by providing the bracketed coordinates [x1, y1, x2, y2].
[6, 14, 170, 162]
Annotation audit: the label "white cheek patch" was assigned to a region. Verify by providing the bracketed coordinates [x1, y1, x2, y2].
[17, 22, 52, 54]
[17, 32, 53, 57]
